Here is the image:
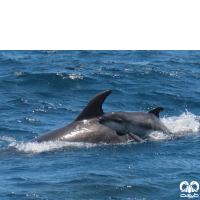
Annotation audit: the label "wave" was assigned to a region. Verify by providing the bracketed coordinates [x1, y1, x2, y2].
[14, 72, 87, 83]
[1, 71, 95, 85]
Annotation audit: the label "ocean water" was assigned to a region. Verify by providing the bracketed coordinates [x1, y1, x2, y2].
[0, 50, 200, 200]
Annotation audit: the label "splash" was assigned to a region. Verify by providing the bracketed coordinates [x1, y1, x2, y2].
[8, 141, 97, 154]
[150, 111, 200, 140]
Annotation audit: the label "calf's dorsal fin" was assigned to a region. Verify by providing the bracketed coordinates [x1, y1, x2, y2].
[74, 90, 112, 121]
[148, 107, 164, 118]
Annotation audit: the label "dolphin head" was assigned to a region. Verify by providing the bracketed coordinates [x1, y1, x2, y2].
[99, 112, 127, 133]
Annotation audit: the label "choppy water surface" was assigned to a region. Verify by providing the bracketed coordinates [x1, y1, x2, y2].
[0, 50, 200, 200]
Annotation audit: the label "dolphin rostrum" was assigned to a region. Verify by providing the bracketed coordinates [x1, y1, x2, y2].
[99, 107, 171, 142]
[31, 90, 133, 143]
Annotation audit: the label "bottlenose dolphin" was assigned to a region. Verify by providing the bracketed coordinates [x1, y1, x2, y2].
[31, 90, 170, 143]
[99, 107, 171, 142]
[31, 90, 133, 143]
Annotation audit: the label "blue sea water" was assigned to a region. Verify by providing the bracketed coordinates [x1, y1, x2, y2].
[0, 50, 200, 200]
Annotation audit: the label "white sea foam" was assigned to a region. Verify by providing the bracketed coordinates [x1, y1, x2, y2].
[9, 141, 97, 154]
[0, 136, 16, 142]
[150, 111, 200, 140]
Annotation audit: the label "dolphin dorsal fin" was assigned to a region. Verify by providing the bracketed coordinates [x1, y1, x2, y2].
[148, 107, 164, 118]
[74, 90, 112, 121]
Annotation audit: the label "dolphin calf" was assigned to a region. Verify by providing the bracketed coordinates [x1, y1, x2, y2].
[31, 90, 133, 143]
[99, 107, 171, 142]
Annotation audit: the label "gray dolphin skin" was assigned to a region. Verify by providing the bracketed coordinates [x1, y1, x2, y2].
[31, 90, 133, 143]
[99, 107, 171, 142]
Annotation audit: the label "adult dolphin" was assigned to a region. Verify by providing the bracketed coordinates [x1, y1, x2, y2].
[99, 107, 171, 142]
[31, 90, 133, 143]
